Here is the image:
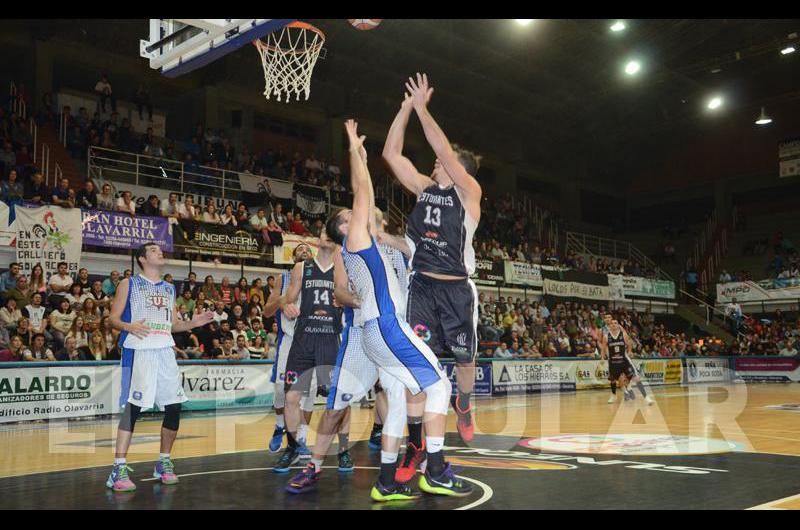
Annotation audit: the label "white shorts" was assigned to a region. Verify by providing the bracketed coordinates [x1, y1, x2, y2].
[120, 346, 187, 410]
[327, 325, 379, 411]
[362, 315, 447, 395]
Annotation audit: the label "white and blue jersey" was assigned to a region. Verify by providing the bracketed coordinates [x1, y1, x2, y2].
[379, 243, 410, 296]
[271, 270, 297, 384]
[119, 275, 186, 410]
[338, 237, 446, 395]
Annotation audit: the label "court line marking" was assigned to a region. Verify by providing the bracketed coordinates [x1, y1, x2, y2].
[141, 466, 493, 510]
[746, 492, 800, 510]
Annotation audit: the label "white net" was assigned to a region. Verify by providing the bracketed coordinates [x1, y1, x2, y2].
[254, 22, 325, 103]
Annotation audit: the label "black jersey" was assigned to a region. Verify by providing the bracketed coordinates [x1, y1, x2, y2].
[405, 184, 477, 277]
[607, 330, 628, 365]
[296, 258, 341, 335]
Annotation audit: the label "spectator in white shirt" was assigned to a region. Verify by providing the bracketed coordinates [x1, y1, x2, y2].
[178, 196, 198, 220]
[202, 203, 221, 224]
[161, 192, 180, 225]
[48, 262, 74, 298]
[116, 190, 136, 215]
[779, 341, 798, 356]
[718, 270, 732, 283]
[94, 74, 116, 113]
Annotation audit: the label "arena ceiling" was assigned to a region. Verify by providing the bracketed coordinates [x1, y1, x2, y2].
[16, 19, 800, 188]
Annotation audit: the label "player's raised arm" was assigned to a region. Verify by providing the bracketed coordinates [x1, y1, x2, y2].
[377, 231, 412, 259]
[382, 94, 434, 197]
[407, 73, 482, 205]
[345, 119, 373, 251]
[263, 273, 284, 318]
[279, 262, 304, 319]
[109, 278, 150, 339]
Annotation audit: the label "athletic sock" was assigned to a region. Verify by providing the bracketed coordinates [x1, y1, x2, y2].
[275, 414, 285, 429]
[287, 431, 298, 450]
[407, 417, 423, 447]
[371, 422, 382, 435]
[297, 423, 309, 443]
[311, 458, 323, 473]
[425, 436, 445, 477]
[636, 382, 648, 397]
[610, 381, 617, 394]
[379, 451, 398, 487]
[457, 390, 472, 411]
[114, 457, 126, 466]
[338, 433, 349, 452]
[159, 453, 170, 460]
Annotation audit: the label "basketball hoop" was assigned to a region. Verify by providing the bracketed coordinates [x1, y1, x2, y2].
[253, 21, 325, 103]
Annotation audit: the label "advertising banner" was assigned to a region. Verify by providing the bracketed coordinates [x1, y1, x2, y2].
[542, 270, 610, 302]
[717, 280, 800, 303]
[607, 274, 626, 301]
[273, 234, 320, 265]
[0, 200, 12, 246]
[503, 261, 543, 287]
[81, 209, 173, 251]
[14, 205, 82, 282]
[779, 137, 800, 178]
[178, 364, 275, 410]
[472, 259, 505, 286]
[0, 365, 117, 424]
[615, 275, 675, 300]
[294, 184, 328, 217]
[173, 222, 268, 259]
[442, 362, 492, 396]
[685, 358, 730, 384]
[734, 357, 800, 383]
[491, 360, 576, 394]
[572, 359, 684, 390]
[238, 174, 295, 199]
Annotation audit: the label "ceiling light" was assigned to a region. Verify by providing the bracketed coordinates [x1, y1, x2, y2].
[624, 60, 641, 75]
[610, 21, 626, 32]
[755, 107, 772, 125]
[781, 46, 796, 55]
[515, 19, 534, 26]
[707, 97, 723, 110]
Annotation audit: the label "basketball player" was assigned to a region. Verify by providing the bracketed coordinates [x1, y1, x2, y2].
[601, 316, 653, 405]
[326, 119, 472, 500]
[285, 211, 404, 494]
[264, 243, 317, 456]
[272, 232, 343, 473]
[383, 73, 482, 479]
[106, 242, 214, 492]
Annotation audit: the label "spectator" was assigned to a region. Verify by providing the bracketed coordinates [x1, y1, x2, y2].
[1, 169, 24, 205]
[133, 84, 153, 121]
[48, 262, 74, 305]
[49, 298, 76, 348]
[178, 196, 198, 221]
[0, 335, 25, 362]
[56, 336, 91, 361]
[0, 298, 22, 333]
[94, 74, 116, 113]
[211, 300, 228, 324]
[97, 183, 116, 211]
[116, 190, 136, 215]
[23, 333, 56, 362]
[51, 177, 74, 208]
[201, 202, 221, 224]
[248, 334, 267, 360]
[493, 342, 513, 358]
[161, 192, 180, 225]
[233, 334, 250, 360]
[249, 279, 266, 306]
[65, 283, 90, 311]
[65, 316, 89, 349]
[28, 264, 46, 296]
[102, 270, 120, 297]
[201, 276, 221, 303]
[289, 212, 310, 236]
[80, 298, 101, 333]
[76, 180, 98, 210]
[4, 275, 31, 308]
[75, 268, 91, 293]
[23, 292, 50, 343]
[176, 289, 196, 317]
[1, 262, 21, 293]
[140, 194, 161, 217]
[23, 171, 48, 204]
[779, 340, 798, 357]
[86, 331, 108, 360]
[181, 272, 201, 299]
[87, 280, 110, 311]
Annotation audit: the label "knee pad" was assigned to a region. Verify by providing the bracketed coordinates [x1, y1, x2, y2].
[118, 403, 141, 432]
[423, 377, 451, 416]
[381, 376, 407, 439]
[162, 403, 181, 431]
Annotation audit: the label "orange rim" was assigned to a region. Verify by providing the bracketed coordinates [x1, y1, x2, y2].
[252, 21, 325, 54]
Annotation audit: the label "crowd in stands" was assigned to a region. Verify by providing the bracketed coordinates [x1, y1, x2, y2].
[0, 264, 281, 363]
[718, 231, 799, 285]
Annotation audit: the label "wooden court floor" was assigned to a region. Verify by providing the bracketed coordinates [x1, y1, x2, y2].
[2, 383, 799, 509]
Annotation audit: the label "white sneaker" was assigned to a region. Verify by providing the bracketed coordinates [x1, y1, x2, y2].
[645, 395, 654, 406]
[607, 395, 617, 404]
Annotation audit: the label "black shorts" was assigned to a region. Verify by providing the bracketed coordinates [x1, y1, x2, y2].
[609, 359, 637, 382]
[406, 273, 478, 364]
[285, 332, 341, 397]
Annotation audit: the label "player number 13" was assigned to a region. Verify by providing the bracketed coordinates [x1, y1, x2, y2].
[424, 206, 441, 227]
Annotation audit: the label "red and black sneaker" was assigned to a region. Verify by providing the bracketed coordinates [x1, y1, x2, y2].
[395, 441, 427, 484]
[451, 395, 475, 443]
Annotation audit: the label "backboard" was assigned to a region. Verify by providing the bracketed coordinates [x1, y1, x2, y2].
[140, 19, 295, 78]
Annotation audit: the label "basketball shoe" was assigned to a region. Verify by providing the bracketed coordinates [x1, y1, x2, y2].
[285, 463, 320, 494]
[153, 457, 179, 485]
[370, 480, 421, 502]
[106, 463, 136, 492]
[395, 441, 426, 483]
[269, 426, 285, 453]
[338, 450, 354, 473]
[273, 447, 300, 473]
[418, 463, 473, 497]
[451, 395, 474, 443]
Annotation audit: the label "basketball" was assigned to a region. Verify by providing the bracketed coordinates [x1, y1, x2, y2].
[348, 19, 382, 30]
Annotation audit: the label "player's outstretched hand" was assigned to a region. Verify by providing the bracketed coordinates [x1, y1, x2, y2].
[344, 119, 367, 162]
[406, 72, 434, 111]
[128, 319, 151, 339]
[401, 92, 413, 111]
[283, 303, 300, 320]
[192, 310, 215, 328]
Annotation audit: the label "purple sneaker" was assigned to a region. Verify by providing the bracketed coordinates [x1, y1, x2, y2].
[106, 464, 136, 492]
[153, 458, 179, 485]
[285, 463, 320, 494]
